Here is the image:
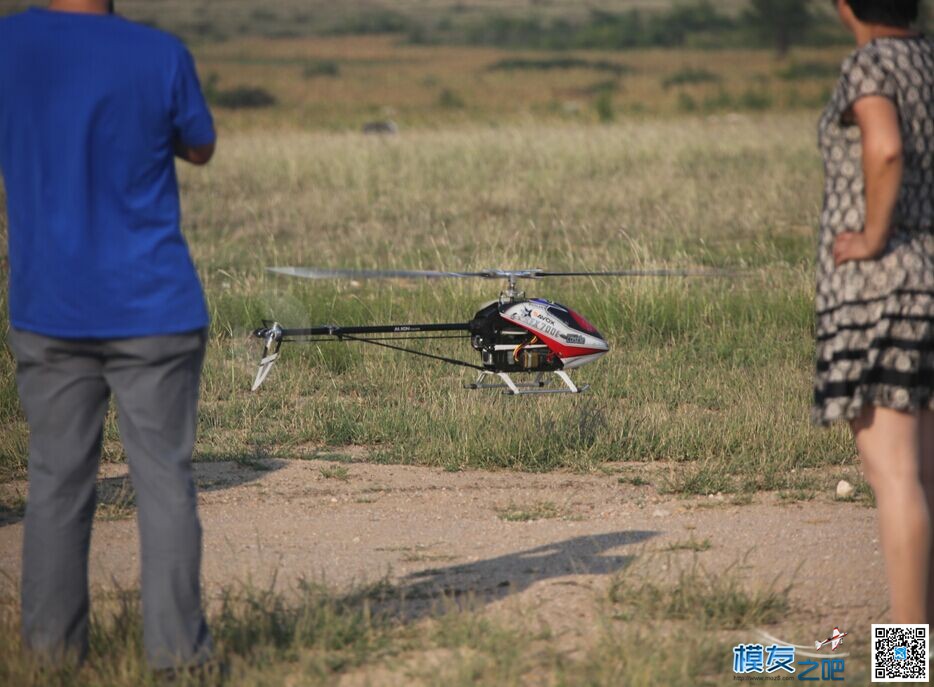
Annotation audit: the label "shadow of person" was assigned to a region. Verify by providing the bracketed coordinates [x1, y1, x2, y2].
[373, 530, 657, 622]
[0, 458, 287, 528]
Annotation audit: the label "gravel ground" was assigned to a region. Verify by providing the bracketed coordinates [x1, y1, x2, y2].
[0, 458, 884, 653]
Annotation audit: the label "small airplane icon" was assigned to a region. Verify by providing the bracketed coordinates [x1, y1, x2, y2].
[815, 627, 848, 652]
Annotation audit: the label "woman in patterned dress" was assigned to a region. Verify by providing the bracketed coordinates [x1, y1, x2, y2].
[816, 0, 933, 622]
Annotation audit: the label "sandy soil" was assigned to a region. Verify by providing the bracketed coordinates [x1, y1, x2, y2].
[0, 457, 884, 654]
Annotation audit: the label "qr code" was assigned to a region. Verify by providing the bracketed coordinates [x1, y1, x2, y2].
[872, 624, 929, 683]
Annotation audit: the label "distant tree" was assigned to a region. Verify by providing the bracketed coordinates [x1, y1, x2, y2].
[743, 0, 812, 57]
[922, 3, 934, 31]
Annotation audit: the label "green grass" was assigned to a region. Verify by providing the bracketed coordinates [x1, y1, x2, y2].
[662, 67, 721, 89]
[778, 488, 816, 502]
[318, 465, 350, 481]
[0, 579, 395, 687]
[664, 537, 712, 552]
[0, 571, 787, 687]
[608, 557, 791, 628]
[301, 60, 340, 79]
[495, 501, 564, 522]
[777, 60, 840, 81]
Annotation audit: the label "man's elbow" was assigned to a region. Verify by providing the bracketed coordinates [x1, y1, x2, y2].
[186, 142, 216, 166]
[176, 140, 216, 165]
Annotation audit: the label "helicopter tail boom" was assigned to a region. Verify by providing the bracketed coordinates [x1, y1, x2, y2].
[250, 320, 476, 390]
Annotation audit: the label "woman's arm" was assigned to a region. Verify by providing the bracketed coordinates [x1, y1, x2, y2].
[833, 95, 903, 266]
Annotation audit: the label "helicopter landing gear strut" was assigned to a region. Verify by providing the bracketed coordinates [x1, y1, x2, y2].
[465, 370, 589, 395]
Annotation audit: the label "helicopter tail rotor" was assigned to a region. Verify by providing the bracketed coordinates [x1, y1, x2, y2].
[251, 322, 283, 391]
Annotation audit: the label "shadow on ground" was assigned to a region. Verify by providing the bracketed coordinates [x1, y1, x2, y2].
[370, 530, 658, 621]
[0, 459, 286, 528]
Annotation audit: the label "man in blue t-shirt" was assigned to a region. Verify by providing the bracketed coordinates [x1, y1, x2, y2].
[0, 0, 216, 670]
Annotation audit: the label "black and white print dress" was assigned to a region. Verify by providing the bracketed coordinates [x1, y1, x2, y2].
[813, 36, 934, 425]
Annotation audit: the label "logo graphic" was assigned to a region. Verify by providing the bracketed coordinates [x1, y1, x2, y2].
[815, 627, 849, 652]
[733, 628, 848, 681]
[733, 643, 795, 674]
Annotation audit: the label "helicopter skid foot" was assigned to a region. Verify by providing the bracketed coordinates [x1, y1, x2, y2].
[465, 371, 544, 392]
[465, 371, 588, 395]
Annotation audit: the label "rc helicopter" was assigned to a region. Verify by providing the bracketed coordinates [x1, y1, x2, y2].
[251, 267, 716, 395]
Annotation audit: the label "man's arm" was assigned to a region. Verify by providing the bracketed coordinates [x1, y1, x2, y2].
[174, 139, 215, 166]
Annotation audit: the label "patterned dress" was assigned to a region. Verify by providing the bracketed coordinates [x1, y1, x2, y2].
[813, 36, 934, 425]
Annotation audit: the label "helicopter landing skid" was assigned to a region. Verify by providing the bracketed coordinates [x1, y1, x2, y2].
[466, 370, 589, 395]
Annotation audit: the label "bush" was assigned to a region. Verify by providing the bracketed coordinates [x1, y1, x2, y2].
[185, 20, 227, 42]
[586, 79, 619, 96]
[403, 0, 847, 51]
[786, 88, 830, 109]
[776, 61, 839, 81]
[437, 88, 466, 109]
[211, 86, 277, 110]
[738, 89, 773, 111]
[595, 92, 615, 123]
[488, 57, 632, 76]
[250, 9, 278, 22]
[330, 11, 411, 35]
[303, 60, 340, 79]
[742, 0, 811, 56]
[465, 15, 549, 48]
[678, 92, 698, 112]
[662, 68, 721, 90]
[460, 2, 736, 50]
[702, 89, 734, 112]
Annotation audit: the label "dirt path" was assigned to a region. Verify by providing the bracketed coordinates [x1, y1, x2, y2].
[0, 458, 884, 648]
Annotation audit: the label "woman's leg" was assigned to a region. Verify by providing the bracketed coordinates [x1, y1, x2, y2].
[920, 408, 934, 622]
[853, 405, 928, 623]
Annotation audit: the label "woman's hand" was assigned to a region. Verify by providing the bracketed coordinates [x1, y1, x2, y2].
[834, 96, 903, 267]
[833, 231, 885, 266]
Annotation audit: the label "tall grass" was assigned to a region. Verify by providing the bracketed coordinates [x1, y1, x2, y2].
[0, 580, 393, 687]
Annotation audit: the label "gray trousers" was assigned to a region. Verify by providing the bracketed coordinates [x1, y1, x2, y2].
[9, 328, 213, 669]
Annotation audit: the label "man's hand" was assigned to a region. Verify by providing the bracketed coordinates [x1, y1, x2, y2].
[174, 140, 215, 165]
[833, 231, 885, 266]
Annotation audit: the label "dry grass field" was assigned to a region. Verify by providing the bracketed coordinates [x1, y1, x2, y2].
[0, 3, 890, 685]
[193, 35, 849, 130]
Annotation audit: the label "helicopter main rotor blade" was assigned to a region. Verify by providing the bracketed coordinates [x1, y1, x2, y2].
[536, 269, 730, 278]
[268, 267, 733, 281]
[268, 267, 545, 280]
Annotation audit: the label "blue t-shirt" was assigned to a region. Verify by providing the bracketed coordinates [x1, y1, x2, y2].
[0, 8, 214, 338]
